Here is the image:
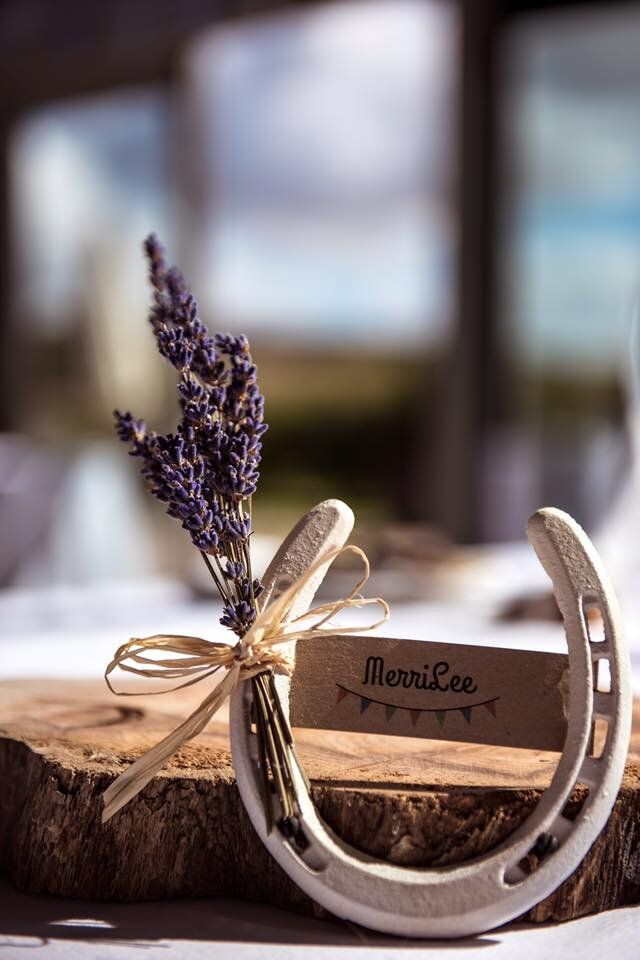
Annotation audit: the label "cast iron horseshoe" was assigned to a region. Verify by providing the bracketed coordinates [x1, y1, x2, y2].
[229, 501, 632, 938]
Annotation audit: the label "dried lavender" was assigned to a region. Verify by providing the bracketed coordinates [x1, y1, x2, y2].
[114, 234, 267, 638]
[114, 235, 302, 840]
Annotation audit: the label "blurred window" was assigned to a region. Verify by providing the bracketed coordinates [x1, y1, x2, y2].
[11, 88, 173, 434]
[182, 0, 456, 351]
[12, 87, 171, 337]
[495, 4, 640, 530]
[177, 0, 458, 523]
[500, 5, 640, 374]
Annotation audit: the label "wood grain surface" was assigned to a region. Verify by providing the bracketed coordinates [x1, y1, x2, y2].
[0, 678, 639, 925]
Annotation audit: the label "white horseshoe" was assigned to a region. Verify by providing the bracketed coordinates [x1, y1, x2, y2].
[230, 505, 632, 938]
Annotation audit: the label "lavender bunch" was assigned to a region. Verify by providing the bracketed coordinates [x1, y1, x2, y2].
[115, 237, 308, 841]
[114, 235, 267, 637]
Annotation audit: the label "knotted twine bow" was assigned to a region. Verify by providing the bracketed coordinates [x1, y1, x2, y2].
[102, 545, 389, 822]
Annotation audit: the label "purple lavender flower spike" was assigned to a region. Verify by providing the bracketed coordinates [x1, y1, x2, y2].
[113, 410, 145, 444]
[113, 235, 268, 635]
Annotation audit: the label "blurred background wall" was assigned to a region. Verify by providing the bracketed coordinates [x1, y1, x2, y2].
[0, 0, 639, 590]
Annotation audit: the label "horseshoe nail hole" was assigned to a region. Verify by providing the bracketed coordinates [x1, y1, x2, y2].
[584, 604, 606, 643]
[281, 828, 328, 874]
[590, 718, 609, 758]
[503, 863, 527, 886]
[532, 832, 559, 858]
[561, 783, 591, 819]
[506, 830, 562, 884]
[277, 815, 305, 843]
[595, 658, 611, 694]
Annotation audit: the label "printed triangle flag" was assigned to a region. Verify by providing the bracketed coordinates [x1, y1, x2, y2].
[460, 706, 472, 724]
[483, 700, 497, 718]
[409, 709, 421, 728]
[385, 705, 397, 722]
[336, 687, 349, 704]
[360, 697, 373, 714]
[435, 710, 446, 729]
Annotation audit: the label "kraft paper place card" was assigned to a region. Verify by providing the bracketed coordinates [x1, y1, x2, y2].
[290, 636, 569, 751]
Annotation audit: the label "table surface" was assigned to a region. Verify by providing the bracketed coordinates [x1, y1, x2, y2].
[1, 877, 639, 960]
[1, 539, 639, 958]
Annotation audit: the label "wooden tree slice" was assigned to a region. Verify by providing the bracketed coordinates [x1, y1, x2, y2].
[0, 678, 639, 925]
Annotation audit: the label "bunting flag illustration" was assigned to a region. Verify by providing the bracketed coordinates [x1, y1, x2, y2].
[334, 684, 499, 730]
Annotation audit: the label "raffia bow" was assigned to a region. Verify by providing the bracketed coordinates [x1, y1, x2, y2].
[102, 545, 388, 822]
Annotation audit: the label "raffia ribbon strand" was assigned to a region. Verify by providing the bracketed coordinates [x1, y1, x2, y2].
[102, 545, 388, 822]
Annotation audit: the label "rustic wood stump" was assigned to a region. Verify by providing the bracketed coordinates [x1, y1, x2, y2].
[1, 678, 639, 925]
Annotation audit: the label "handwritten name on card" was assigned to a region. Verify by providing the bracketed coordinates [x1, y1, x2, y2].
[290, 636, 569, 752]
